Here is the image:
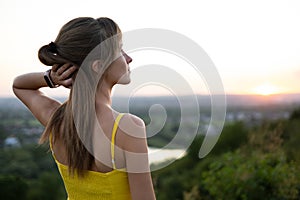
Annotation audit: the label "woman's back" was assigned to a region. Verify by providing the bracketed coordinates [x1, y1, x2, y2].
[51, 110, 127, 173]
[50, 113, 132, 200]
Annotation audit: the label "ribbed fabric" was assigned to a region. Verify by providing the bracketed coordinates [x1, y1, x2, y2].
[57, 162, 131, 200]
[50, 113, 132, 200]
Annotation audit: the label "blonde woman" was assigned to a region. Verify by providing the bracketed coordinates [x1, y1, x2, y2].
[13, 17, 156, 200]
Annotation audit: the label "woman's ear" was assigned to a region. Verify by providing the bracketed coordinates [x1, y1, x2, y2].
[92, 60, 102, 73]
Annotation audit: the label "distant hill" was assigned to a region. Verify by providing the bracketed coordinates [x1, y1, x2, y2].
[112, 93, 300, 109]
[0, 98, 27, 110]
[1, 93, 300, 110]
[225, 93, 300, 107]
[0, 97, 67, 110]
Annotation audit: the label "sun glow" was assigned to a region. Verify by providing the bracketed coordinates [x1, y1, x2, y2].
[254, 83, 279, 96]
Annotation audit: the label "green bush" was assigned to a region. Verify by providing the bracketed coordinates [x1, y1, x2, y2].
[201, 150, 300, 200]
[26, 172, 66, 200]
[210, 122, 248, 155]
[282, 119, 300, 162]
[0, 145, 66, 200]
[0, 175, 28, 200]
[290, 107, 300, 120]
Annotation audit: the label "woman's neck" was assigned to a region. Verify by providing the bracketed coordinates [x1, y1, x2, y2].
[95, 81, 113, 108]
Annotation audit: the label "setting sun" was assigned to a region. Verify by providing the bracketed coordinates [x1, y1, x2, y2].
[254, 83, 279, 96]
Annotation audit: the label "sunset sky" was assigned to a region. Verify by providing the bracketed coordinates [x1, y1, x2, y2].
[1, 0, 299, 97]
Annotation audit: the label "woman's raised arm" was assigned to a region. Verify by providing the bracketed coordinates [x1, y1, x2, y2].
[12, 64, 76, 126]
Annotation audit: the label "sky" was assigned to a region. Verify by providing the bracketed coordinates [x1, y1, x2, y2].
[1, 0, 300, 97]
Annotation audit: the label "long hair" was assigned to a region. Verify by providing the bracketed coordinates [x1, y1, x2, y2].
[38, 17, 121, 176]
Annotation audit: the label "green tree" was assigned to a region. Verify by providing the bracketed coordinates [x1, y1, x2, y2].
[27, 172, 66, 200]
[289, 107, 300, 120]
[210, 121, 248, 155]
[201, 150, 300, 200]
[0, 147, 39, 178]
[0, 175, 28, 200]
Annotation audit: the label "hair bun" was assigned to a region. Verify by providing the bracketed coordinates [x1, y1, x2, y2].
[38, 42, 66, 66]
[48, 42, 57, 53]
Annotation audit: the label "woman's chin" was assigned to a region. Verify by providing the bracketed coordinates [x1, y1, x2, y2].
[117, 77, 131, 85]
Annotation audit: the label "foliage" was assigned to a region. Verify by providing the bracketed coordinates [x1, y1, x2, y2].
[201, 151, 299, 200]
[26, 172, 66, 200]
[0, 145, 66, 200]
[282, 116, 300, 162]
[210, 121, 248, 155]
[0, 175, 28, 200]
[153, 109, 300, 200]
[290, 107, 300, 120]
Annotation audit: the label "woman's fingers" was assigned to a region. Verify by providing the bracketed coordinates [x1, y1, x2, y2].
[59, 65, 77, 80]
[56, 63, 72, 75]
[52, 64, 60, 72]
[50, 63, 78, 88]
[60, 78, 73, 88]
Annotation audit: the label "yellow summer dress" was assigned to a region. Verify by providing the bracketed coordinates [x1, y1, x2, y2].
[50, 113, 132, 200]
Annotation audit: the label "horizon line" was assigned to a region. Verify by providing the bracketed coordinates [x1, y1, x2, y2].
[1, 92, 300, 99]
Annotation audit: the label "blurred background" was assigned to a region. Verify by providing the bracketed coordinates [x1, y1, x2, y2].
[1, 0, 300, 199]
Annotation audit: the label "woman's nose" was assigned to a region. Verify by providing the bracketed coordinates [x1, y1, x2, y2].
[122, 50, 133, 64]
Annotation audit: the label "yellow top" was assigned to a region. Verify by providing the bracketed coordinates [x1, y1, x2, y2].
[50, 113, 132, 200]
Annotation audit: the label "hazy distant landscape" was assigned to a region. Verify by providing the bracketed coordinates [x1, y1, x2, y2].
[1, 94, 300, 199]
[1, 94, 299, 148]
[112, 93, 300, 108]
[1, 93, 299, 148]
[2, 93, 300, 108]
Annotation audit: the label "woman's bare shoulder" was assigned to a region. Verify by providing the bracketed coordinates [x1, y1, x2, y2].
[120, 113, 145, 127]
[117, 113, 147, 150]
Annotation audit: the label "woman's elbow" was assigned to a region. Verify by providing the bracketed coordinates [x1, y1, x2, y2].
[12, 76, 22, 95]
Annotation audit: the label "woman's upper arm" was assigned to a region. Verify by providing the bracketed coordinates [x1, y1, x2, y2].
[121, 114, 156, 200]
[13, 88, 60, 127]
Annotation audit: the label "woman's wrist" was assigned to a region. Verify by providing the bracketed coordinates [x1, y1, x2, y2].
[44, 69, 59, 88]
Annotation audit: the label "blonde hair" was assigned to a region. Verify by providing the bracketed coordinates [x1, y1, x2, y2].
[39, 17, 121, 176]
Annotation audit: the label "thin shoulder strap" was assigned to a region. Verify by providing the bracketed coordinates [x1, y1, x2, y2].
[49, 132, 58, 161]
[111, 113, 125, 169]
[49, 132, 53, 151]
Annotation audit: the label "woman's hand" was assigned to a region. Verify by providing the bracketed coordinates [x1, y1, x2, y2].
[50, 63, 77, 88]
[13, 63, 77, 126]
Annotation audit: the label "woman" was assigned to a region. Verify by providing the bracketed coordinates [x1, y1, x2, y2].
[13, 17, 156, 200]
